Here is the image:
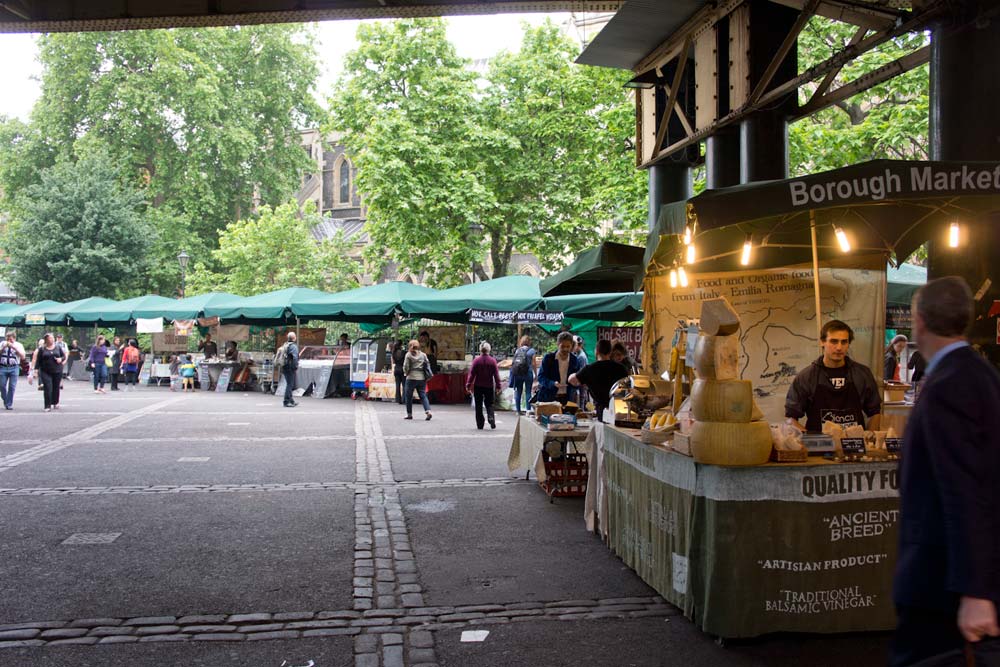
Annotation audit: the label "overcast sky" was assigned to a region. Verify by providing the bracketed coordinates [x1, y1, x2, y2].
[0, 13, 576, 122]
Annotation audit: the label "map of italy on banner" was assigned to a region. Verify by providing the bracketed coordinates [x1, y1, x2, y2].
[641, 261, 885, 423]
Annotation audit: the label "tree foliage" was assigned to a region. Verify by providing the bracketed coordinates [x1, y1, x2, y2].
[329, 19, 645, 286]
[4, 151, 150, 301]
[0, 25, 323, 294]
[186, 201, 361, 296]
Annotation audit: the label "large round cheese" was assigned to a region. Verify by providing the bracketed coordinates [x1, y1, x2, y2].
[693, 333, 740, 380]
[690, 378, 754, 422]
[699, 297, 741, 336]
[690, 420, 772, 466]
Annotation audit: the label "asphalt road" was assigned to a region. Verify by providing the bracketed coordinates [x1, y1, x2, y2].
[0, 381, 891, 666]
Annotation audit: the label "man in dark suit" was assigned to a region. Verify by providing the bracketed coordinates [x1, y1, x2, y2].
[891, 276, 1000, 666]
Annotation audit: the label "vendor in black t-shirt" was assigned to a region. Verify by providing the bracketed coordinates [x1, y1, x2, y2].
[198, 333, 219, 359]
[569, 339, 629, 422]
[784, 320, 881, 433]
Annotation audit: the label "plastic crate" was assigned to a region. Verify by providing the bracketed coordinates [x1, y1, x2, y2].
[540, 453, 589, 497]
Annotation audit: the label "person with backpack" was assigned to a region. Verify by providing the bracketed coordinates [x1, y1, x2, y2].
[0, 331, 26, 410]
[120, 340, 142, 391]
[509, 335, 536, 416]
[180, 355, 197, 392]
[276, 332, 300, 408]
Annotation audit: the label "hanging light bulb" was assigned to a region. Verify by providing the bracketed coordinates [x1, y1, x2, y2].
[685, 243, 696, 264]
[833, 225, 851, 253]
[683, 225, 692, 246]
[669, 268, 678, 288]
[678, 266, 689, 288]
[740, 234, 753, 266]
[948, 222, 960, 248]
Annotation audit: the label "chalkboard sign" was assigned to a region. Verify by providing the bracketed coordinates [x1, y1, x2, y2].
[215, 367, 233, 393]
[840, 437, 867, 455]
[138, 364, 152, 385]
[885, 438, 902, 454]
[198, 362, 209, 389]
[312, 365, 333, 399]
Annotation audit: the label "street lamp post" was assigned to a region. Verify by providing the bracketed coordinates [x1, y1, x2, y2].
[177, 250, 190, 298]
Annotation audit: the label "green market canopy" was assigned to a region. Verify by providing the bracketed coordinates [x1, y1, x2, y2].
[69, 294, 178, 324]
[886, 263, 927, 306]
[540, 241, 645, 296]
[132, 292, 242, 321]
[543, 291, 644, 321]
[402, 276, 543, 323]
[291, 281, 439, 323]
[205, 287, 331, 325]
[36, 297, 119, 326]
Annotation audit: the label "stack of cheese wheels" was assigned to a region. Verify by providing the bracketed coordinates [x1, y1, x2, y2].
[689, 297, 771, 466]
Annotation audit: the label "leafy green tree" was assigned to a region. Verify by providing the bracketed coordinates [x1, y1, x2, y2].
[329, 19, 646, 286]
[186, 201, 361, 295]
[4, 151, 151, 301]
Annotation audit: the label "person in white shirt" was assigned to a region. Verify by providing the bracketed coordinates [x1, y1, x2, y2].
[0, 331, 26, 410]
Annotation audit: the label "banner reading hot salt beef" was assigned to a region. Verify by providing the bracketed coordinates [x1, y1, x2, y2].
[641, 259, 885, 424]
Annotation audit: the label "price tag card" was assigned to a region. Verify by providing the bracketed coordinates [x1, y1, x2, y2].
[885, 438, 902, 454]
[840, 437, 867, 455]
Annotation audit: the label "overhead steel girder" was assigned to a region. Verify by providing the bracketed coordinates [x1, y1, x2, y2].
[636, 0, 945, 168]
[0, 1, 623, 33]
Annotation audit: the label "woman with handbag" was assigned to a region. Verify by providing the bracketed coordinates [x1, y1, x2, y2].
[30, 333, 66, 411]
[87, 335, 110, 393]
[401, 339, 432, 421]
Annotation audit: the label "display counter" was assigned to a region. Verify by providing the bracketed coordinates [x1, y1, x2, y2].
[507, 416, 592, 482]
[583, 424, 899, 639]
[425, 372, 468, 404]
[274, 360, 337, 399]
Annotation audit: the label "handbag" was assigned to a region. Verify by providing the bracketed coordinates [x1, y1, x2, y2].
[422, 359, 434, 379]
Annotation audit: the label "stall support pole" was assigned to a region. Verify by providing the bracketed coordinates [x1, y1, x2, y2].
[295, 317, 300, 342]
[809, 210, 822, 341]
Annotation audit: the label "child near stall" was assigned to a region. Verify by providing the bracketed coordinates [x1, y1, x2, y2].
[180, 355, 198, 392]
[168, 354, 182, 392]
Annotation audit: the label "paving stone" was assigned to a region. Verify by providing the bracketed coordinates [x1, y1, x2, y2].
[184, 625, 238, 633]
[40, 628, 89, 639]
[0, 621, 65, 631]
[287, 620, 349, 630]
[353, 599, 373, 611]
[598, 597, 655, 605]
[395, 552, 415, 562]
[381, 633, 403, 646]
[355, 654, 379, 667]
[505, 602, 545, 610]
[356, 560, 374, 569]
[438, 613, 485, 623]
[409, 630, 434, 648]
[384, 644, 405, 667]
[396, 573, 419, 585]
[354, 551, 372, 560]
[238, 623, 285, 633]
[48, 637, 102, 646]
[399, 584, 422, 594]
[455, 605, 506, 613]
[246, 630, 300, 641]
[409, 648, 438, 663]
[396, 617, 435, 626]
[98, 636, 139, 644]
[367, 625, 404, 634]
[354, 587, 374, 598]
[363, 609, 405, 618]
[374, 548, 392, 558]
[69, 618, 122, 628]
[135, 625, 182, 636]
[178, 615, 228, 625]
[375, 558, 393, 569]
[0, 629, 41, 640]
[377, 582, 396, 595]
[584, 611, 628, 619]
[401, 594, 425, 608]
[354, 577, 374, 588]
[123, 616, 178, 626]
[138, 634, 192, 643]
[597, 604, 649, 612]
[192, 633, 246, 641]
[88, 627, 135, 637]
[395, 561, 417, 574]
[545, 607, 594, 615]
[317, 611, 362, 620]
[354, 634, 379, 653]
[302, 628, 361, 637]
[351, 618, 394, 628]
[355, 567, 375, 578]
[227, 613, 272, 624]
[0, 640, 46, 648]
[410, 607, 454, 617]
[273, 612, 315, 622]
[556, 613, 592, 620]
[377, 595, 397, 608]
[376, 570, 395, 583]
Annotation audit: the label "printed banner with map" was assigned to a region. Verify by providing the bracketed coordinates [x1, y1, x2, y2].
[641, 260, 885, 423]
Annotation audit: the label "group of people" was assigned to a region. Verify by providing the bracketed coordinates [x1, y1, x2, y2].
[84, 335, 144, 394]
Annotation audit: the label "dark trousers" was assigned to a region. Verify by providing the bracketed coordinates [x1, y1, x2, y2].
[404, 379, 430, 415]
[40, 370, 61, 408]
[124, 371, 138, 387]
[394, 372, 405, 404]
[473, 386, 495, 429]
[890, 605, 966, 667]
[282, 367, 297, 405]
[110, 371, 120, 390]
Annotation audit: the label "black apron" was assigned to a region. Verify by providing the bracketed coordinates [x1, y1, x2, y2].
[805, 366, 866, 433]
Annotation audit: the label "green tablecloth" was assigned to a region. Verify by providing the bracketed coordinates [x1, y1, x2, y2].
[592, 424, 900, 639]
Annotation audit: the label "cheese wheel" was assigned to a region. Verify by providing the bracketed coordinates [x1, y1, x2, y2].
[699, 297, 741, 336]
[690, 378, 754, 422]
[693, 333, 740, 380]
[690, 420, 772, 466]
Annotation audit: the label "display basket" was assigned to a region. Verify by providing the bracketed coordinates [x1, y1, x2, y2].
[540, 453, 588, 497]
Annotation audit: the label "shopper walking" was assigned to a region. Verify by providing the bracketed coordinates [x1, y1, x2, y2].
[31, 333, 66, 411]
[54, 333, 69, 383]
[509, 335, 536, 416]
[278, 332, 299, 408]
[402, 339, 432, 421]
[890, 277, 1000, 666]
[391, 339, 406, 405]
[108, 336, 123, 391]
[67, 338, 81, 379]
[0, 331, 26, 410]
[87, 335, 110, 393]
[466, 342, 502, 430]
[120, 339, 141, 391]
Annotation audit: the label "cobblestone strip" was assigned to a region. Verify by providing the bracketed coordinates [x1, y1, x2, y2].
[0, 597, 675, 650]
[0, 478, 531, 498]
[0, 397, 186, 473]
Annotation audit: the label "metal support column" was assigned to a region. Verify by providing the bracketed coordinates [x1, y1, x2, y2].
[648, 162, 692, 232]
